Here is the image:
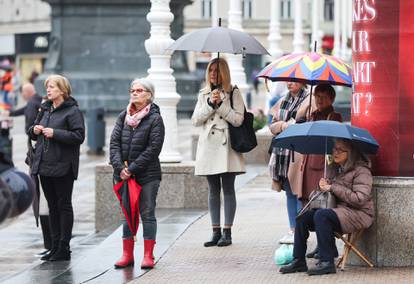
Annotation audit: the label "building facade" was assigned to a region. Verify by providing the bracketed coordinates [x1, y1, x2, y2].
[0, 0, 50, 84]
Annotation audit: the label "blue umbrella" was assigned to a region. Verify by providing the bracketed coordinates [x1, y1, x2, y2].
[273, 120, 379, 179]
[272, 120, 379, 155]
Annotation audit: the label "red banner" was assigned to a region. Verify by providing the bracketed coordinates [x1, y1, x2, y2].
[352, 0, 414, 176]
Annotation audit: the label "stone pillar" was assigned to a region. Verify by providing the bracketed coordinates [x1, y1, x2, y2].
[311, 0, 321, 52]
[267, 0, 283, 60]
[227, 0, 249, 98]
[348, 177, 414, 267]
[145, 0, 182, 163]
[333, 0, 341, 56]
[340, 0, 348, 59]
[292, 0, 304, 52]
[39, 0, 152, 111]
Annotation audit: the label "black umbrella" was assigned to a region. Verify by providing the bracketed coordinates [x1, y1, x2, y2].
[167, 18, 269, 84]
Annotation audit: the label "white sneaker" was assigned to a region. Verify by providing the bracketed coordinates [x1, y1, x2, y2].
[279, 231, 294, 244]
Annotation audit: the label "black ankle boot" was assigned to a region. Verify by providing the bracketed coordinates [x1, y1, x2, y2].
[307, 261, 336, 275]
[306, 246, 319, 259]
[49, 241, 71, 261]
[204, 228, 222, 247]
[279, 258, 308, 274]
[217, 228, 232, 247]
[40, 247, 58, 261]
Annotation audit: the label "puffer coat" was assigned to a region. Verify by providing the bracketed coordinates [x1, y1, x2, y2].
[109, 103, 165, 185]
[328, 161, 375, 234]
[28, 97, 85, 179]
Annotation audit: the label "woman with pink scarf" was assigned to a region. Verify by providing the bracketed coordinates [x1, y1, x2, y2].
[110, 78, 165, 269]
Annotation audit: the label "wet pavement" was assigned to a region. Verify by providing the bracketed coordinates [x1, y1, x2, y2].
[3, 208, 205, 284]
[0, 114, 266, 283]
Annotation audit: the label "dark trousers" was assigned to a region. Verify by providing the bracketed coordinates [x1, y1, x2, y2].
[293, 208, 342, 263]
[40, 215, 52, 250]
[40, 172, 74, 245]
[206, 173, 236, 227]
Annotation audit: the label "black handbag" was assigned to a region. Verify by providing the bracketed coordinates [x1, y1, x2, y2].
[228, 86, 257, 153]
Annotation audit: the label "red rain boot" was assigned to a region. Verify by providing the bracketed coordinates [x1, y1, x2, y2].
[114, 239, 135, 269]
[141, 240, 156, 269]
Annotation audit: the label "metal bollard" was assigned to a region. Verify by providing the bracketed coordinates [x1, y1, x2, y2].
[87, 108, 105, 155]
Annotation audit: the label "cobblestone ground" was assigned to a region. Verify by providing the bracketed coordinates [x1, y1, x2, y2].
[133, 174, 414, 284]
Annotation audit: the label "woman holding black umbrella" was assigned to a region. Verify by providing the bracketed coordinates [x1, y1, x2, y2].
[279, 138, 374, 275]
[29, 74, 85, 261]
[110, 78, 165, 269]
[192, 57, 245, 247]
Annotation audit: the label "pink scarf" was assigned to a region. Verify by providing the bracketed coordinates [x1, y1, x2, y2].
[125, 103, 151, 128]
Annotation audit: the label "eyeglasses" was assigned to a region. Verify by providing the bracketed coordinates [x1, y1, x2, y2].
[332, 147, 348, 154]
[129, 88, 149, 94]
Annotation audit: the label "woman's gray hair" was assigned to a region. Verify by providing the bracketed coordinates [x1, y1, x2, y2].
[333, 138, 369, 172]
[130, 78, 155, 103]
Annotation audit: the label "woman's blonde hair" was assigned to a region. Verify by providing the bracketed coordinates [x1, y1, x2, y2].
[205, 57, 232, 94]
[44, 74, 72, 99]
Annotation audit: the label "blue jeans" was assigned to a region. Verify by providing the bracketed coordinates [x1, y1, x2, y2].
[122, 179, 160, 240]
[282, 178, 302, 229]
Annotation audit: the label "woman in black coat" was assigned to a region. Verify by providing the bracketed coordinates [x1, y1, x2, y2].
[110, 78, 165, 269]
[28, 74, 85, 261]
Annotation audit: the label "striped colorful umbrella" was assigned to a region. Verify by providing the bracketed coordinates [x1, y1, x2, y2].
[257, 52, 352, 87]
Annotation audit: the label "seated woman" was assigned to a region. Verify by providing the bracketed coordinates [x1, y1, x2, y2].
[279, 138, 374, 275]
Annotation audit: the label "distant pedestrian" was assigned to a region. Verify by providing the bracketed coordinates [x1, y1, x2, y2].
[192, 57, 245, 247]
[110, 78, 165, 269]
[268, 82, 311, 245]
[3, 83, 52, 256]
[279, 138, 374, 275]
[28, 74, 85, 261]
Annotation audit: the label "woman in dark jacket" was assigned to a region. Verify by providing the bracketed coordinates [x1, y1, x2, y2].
[110, 78, 165, 269]
[279, 138, 374, 276]
[28, 74, 85, 261]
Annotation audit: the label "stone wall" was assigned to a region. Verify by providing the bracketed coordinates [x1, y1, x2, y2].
[95, 162, 208, 232]
[349, 176, 414, 267]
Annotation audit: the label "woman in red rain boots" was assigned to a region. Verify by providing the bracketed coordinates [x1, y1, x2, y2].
[110, 78, 165, 269]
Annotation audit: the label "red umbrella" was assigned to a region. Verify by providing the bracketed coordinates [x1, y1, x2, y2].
[113, 177, 142, 241]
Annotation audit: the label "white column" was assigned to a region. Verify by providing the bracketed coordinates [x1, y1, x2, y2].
[346, 0, 353, 59]
[227, 0, 249, 98]
[333, 0, 341, 56]
[293, 0, 305, 52]
[145, 0, 182, 163]
[311, 0, 321, 52]
[340, 0, 347, 59]
[212, 0, 218, 26]
[268, 0, 283, 60]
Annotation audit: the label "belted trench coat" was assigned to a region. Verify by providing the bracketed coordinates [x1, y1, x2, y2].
[192, 86, 246, 176]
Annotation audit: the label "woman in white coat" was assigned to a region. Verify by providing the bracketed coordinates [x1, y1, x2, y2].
[192, 57, 245, 247]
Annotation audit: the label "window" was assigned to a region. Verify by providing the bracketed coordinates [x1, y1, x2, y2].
[324, 0, 334, 21]
[281, 0, 292, 19]
[242, 0, 252, 19]
[202, 0, 212, 19]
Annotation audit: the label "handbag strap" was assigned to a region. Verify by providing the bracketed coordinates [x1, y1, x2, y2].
[229, 85, 238, 108]
[229, 85, 247, 113]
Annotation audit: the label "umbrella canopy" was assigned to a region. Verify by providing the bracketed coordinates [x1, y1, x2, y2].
[167, 26, 269, 55]
[113, 178, 142, 239]
[272, 120, 379, 155]
[257, 52, 352, 87]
